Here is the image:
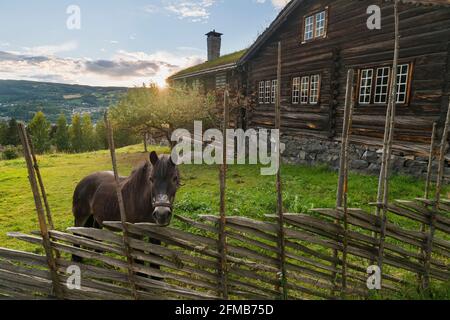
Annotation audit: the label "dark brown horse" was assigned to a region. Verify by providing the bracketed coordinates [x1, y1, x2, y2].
[72, 150, 180, 233]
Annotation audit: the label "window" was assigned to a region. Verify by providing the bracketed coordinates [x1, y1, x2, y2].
[310, 75, 320, 104]
[315, 11, 326, 38]
[292, 74, 320, 105]
[215, 73, 227, 89]
[359, 69, 373, 104]
[357, 63, 412, 105]
[304, 16, 314, 41]
[300, 76, 310, 104]
[303, 10, 327, 42]
[259, 81, 265, 104]
[396, 64, 409, 104]
[292, 77, 300, 104]
[271, 80, 278, 104]
[265, 81, 271, 104]
[375, 67, 390, 104]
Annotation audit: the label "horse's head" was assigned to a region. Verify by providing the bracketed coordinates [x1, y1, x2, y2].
[148, 151, 180, 226]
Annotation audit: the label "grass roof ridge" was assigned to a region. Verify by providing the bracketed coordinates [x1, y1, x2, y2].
[169, 49, 247, 79]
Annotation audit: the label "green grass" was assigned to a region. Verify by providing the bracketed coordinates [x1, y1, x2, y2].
[1, 143, 447, 250]
[0, 144, 448, 298]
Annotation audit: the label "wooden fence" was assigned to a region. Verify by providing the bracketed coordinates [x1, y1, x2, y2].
[0, 198, 449, 300]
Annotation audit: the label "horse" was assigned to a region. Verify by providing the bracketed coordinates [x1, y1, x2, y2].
[72, 151, 180, 263]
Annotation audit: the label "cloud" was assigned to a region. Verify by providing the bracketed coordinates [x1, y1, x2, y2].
[21, 41, 78, 56]
[0, 48, 203, 87]
[144, 0, 216, 22]
[255, 0, 291, 10]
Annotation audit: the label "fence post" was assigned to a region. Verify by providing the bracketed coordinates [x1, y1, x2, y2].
[334, 69, 355, 298]
[376, 0, 400, 281]
[17, 123, 63, 299]
[104, 114, 139, 300]
[218, 89, 229, 299]
[424, 123, 438, 200]
[423, 100, 450, 290]
[275, 41, 288, 300]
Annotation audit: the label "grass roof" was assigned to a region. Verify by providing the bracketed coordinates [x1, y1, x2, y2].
[170, 49, 247, 79]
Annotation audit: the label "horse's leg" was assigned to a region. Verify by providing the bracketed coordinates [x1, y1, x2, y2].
[149, 238, 163, 281]
[71, 215, 94, 263]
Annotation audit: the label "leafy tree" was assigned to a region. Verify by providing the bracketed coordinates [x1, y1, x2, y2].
[28, 111, 51, 154]
[110, 84, 217, 147]
[4, 119, 21, 146]
[0, 121, 7, 145]
[70, 113, 83, 153]
[81, 113, 95, 151]
[55, 114, 70, 152]
[94, 119, 108, 150]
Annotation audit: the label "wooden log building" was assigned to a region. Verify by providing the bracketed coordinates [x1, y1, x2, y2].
[168, 0, 450, 177]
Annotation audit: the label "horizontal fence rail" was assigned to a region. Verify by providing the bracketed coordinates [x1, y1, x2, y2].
[0, 197, 449, 300]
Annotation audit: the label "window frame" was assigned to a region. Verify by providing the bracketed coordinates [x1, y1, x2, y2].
[265, 80, 271, 104]
[292, 77, 301, 104]
[291, 74, 321, 106]
[258, 81, 265, 105]
[356, 62, 413, 107]
[271, 79, 278, 104]
[302, 8, 329, 44]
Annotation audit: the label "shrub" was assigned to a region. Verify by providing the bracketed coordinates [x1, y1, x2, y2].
[1, 145, 21, 160]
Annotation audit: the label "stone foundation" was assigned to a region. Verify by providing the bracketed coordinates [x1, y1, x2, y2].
[282, 135, 450, 182]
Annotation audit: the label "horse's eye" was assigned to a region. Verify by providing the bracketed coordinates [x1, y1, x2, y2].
[149, 177, 154, 183]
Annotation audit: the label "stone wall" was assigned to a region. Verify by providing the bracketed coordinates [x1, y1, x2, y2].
[282, 135, 450, 182]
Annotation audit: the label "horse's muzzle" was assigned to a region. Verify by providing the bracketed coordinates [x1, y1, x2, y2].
[152, 206, 172, 226]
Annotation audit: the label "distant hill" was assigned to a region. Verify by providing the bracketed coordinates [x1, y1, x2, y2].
[0, 80, 128, 123]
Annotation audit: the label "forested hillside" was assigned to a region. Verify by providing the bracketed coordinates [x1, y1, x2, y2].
[0, 80, 127, 123]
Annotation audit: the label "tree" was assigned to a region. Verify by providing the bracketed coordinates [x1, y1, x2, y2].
[70, 113, 83, 153]
[110, 84, 217, 147]
[94, 119, 108, 150]
[4, 119, 20, 146]
[81, 113, 95, 151]
[55, 114, 70, 152]
[28, 111, 51, 154]
[0, 121, 7, 145]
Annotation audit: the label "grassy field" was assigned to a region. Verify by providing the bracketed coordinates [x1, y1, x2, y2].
[1, 143, 447, 250]
[0, 144, 449, 298]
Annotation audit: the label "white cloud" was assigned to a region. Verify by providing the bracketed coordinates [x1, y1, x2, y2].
[21, 41, 78, 56]
[145, 0, 216, 22]
[0, 47, 203, 88]
[255, 0, 291, 10]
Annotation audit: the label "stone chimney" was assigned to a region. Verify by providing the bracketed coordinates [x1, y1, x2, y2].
[206, 30, 222, 61]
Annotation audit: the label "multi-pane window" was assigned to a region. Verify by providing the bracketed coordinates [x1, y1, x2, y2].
[375, 67, 390, 104]
[303, 10, 327, 42]
[259, 81, 265, 104]
[265, 81, 271, 104]
[315, 11, 326, 38]
[359, 69, 373, 104]
[304, 16, 314, 41]
[292, 77, 301, 104]
[300, 76, 310, 104]
[357, 63, 411, 105]
[309, 75, 320, 104]
[292, 75, 320, 105]
[271, 80, 278, 104]
[396, 64, 409, 104]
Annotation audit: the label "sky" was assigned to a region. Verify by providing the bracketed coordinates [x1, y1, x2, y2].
[0, 0, 290, 88]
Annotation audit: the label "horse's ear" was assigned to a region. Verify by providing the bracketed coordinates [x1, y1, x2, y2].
[149, 151, 159, 166]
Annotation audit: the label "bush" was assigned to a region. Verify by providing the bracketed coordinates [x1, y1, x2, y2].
[1, 145, 21, 160]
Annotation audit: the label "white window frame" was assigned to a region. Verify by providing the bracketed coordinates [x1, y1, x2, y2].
[359, 69, 374, 104]
[292, 77, 300, 104]
[304, 16, 314, 41]
[309, 75, 320, 104]
[396, 64, 410, 104]
[265, 80, 271, 104]
[271, 80, 278, 104]
[374, 67, 390, 104]
[300, 76, 310, 104]
[315, 11, 326, 38]
[259, 81, 265, 104]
